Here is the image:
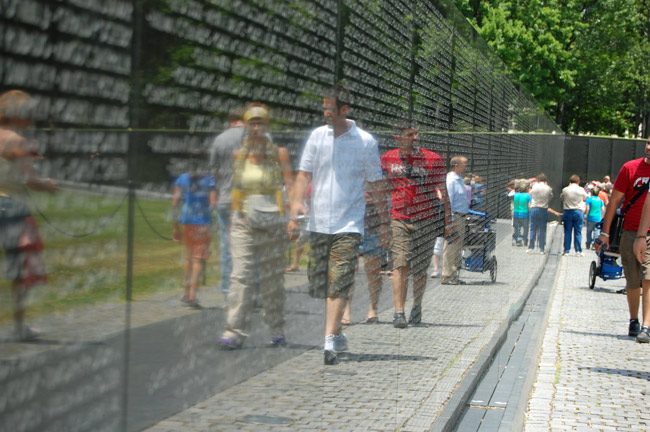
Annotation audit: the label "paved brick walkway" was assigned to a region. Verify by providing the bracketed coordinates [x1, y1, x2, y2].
[144, 221, 554, 432]
[0, 220, 557, 432]
[525, 252, 650, 431]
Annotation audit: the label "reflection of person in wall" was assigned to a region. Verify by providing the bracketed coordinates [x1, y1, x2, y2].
[0, 90, 58, 341]
[285, 182, 310, 273]
[288, 84, 387, 365]
[381, 123, 447, 328]
[471, 174, 486, 210]
[172, 162, 217, 309]
[464, 175, 473, 205]
[208, 109, 245, 299]
[341, 191, 387, 326]
[218, 103, 294, 349]
[441, 156, 470, 285]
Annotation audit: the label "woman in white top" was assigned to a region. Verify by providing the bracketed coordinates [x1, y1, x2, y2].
[528, 173, 554, 253]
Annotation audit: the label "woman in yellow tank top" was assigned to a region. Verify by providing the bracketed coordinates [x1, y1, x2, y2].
[218, 102, 293, 349]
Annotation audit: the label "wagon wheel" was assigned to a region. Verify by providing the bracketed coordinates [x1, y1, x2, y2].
[589, 261, 597, 290]
[490, 256, 497, 283]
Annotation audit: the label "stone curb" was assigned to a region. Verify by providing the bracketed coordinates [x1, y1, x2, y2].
[430, 225, 559, 432]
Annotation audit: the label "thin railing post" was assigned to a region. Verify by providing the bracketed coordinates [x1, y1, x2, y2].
[122, 0, 144, 429]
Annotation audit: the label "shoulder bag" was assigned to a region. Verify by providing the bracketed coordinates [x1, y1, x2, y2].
[608, 183, 649, 253]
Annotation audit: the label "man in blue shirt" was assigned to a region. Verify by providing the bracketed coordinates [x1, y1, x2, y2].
[442, 156, 470, 285]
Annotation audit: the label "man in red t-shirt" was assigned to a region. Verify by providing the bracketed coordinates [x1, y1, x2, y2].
[381, 124, 448, 328]
[596, 139, 650, 340]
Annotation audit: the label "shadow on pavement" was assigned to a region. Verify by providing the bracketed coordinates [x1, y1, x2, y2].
[581, 366, 650, 381]
[339, 352, 438, 363]
[562, 329, 631, 340]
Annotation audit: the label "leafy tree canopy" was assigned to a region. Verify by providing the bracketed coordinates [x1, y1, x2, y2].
[453, 0, 650, 137]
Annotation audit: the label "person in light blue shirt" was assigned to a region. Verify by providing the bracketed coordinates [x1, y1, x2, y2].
[512, 180, 532, 247]
[442, 155, 470, 284]
[446, 158, 470, 215]
[471, 175, 486, 210]
[584, 187, 604, 249]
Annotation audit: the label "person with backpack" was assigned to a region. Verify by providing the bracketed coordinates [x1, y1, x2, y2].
[596, 140, 650, 341]
[217, 103, 293, 349]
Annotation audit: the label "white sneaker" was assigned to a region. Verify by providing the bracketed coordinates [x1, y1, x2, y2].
[324, 333, 348, 353]
[526, 249, 533, 254]
[333, 333, 348, 352]
[576, 252, 585, 257]
[15, 326, 40, 342]
[430, 271, 440, 278]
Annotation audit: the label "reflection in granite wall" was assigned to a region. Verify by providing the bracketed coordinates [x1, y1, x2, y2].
[0, 1, 565, 432]
[1, 0, 562, 193]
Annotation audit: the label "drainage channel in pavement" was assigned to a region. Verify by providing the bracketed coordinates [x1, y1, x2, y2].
[454, 242, 561, 432]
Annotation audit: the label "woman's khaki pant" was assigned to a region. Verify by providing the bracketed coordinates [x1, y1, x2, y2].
[224, 214, 287, 340]
[442, 216, 467, 282]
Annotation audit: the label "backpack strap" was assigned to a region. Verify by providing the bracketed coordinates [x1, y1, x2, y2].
[622, 182, 650, 215]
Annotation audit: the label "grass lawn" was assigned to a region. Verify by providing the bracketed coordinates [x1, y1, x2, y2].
[0, 189, 222, 323]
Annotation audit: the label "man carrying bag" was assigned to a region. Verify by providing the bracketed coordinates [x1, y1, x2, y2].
[596, 139, 650, 340]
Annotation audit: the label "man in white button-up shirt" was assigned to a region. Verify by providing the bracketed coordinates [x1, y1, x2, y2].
[288, 85, 387, 365]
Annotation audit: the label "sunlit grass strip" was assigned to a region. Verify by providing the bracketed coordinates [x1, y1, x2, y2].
[0, 190, 222, 323]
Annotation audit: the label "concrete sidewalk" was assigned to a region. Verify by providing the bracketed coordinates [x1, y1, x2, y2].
[142, 221, 556, 432]
[525, 249, 650, 431]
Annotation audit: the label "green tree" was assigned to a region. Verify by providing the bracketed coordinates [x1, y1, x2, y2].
[453, 0, 650, 137]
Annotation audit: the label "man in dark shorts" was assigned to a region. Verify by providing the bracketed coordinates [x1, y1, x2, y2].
[380, 124, 447, 327]
[596, 138, 650, 340]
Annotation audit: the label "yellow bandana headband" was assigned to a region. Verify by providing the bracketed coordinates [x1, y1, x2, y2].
[243, 106, 269, 122]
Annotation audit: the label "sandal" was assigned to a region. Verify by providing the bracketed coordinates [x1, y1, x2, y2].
[363, 316, 379, 324]
[285, 266, 299, 273]
[340, 319, 352, 326]
[187, 300, 202, 309]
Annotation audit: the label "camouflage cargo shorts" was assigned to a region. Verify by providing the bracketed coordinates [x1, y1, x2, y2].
[307, 232, 361, 299]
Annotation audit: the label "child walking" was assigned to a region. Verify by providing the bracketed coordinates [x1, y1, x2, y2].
[172, 166, 217, 308]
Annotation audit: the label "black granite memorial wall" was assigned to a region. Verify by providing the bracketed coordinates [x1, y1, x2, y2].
[0, 1, 565, 431]
[563, 135, 646, 185]
[1, 0, 563, 200]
